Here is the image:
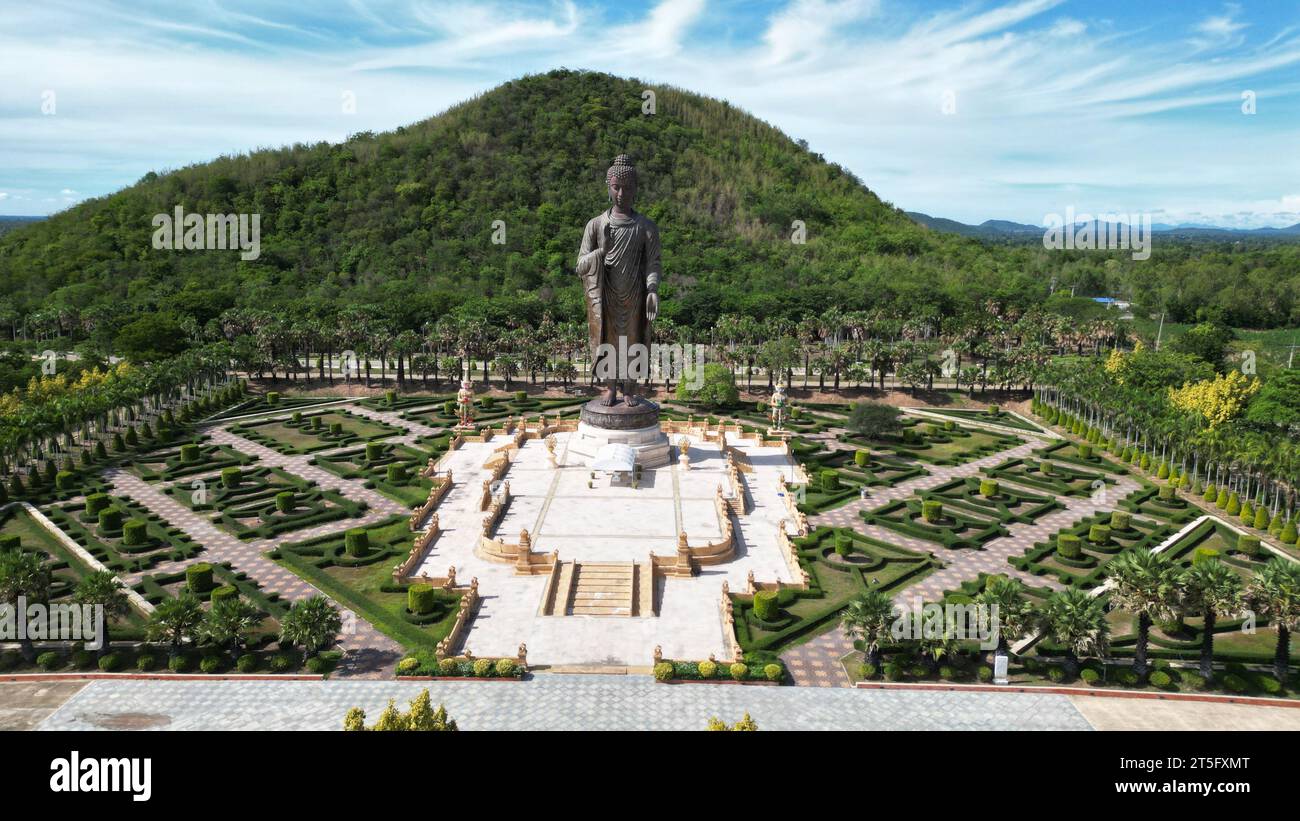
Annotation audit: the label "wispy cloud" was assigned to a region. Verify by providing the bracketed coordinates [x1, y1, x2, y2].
[1, 0, 1298, 228]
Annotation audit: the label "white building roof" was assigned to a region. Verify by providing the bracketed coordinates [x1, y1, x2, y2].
[592, 443, 636, 473]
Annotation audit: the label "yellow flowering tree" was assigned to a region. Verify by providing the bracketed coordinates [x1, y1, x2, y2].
[1168, 371, 1261, 428]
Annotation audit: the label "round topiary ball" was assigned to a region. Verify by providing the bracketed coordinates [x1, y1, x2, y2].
[698, 660, 717, 678]
[729, 662, 748, 681]
[653, 662, 674, 682]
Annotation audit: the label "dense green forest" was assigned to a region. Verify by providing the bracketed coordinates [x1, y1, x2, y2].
[0, 68, 1297, 350]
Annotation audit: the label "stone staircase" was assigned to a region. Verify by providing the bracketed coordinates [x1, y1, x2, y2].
[543, 561, 656, 617]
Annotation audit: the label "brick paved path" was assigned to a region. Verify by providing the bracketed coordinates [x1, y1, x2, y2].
[36, 675, 1094, 731]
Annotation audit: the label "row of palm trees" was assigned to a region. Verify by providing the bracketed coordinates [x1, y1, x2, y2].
[0, 345, 235, 481]
[1038, 370, 1300, 530]
[842, 554, 1300, 685]
[188, 302, 1120, 397]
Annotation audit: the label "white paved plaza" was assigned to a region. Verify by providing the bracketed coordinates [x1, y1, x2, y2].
[411, 429, 800, 666]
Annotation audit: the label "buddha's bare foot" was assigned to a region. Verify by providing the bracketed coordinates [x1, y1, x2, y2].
[623, 393, 639, 407]
[601, 386, 618, 406]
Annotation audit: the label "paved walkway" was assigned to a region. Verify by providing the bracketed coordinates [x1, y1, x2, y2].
[33, 676, 1093, 731]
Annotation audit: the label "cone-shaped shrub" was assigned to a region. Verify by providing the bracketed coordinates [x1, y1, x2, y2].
[125, 427, 139, 447]
[386, 390, 397, 406]
[1240, 501, 1254, 525]
[1139, 453, 1151, 471]
[1225, 493, 1240, 516]
[1156, 461, 1169, 479]
[1216, 488, 1229, 508]
[1269, 511, 1285, 536]
[1253, 506, 1270, 530]
[112, 433, 126, 452]
[1281, 521, 1298, 545]
[1204, 484, 1217, 503]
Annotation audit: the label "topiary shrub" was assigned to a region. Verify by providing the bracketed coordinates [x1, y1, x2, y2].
[365, 441, 385, 461]
[1283, 521, 1300, 545]
[819, 468, 839, 492]
[1254, 506, 1270, 530]
[179, 443, 201, 464]
[210, 585, 238, 604]
[764, 663, 783, 682]
[1078, 444, 1093, 460]
[55, 470, 75, 490]
[1192, 547, 1220, 566]
[1080, 667, 1100, 685]
[386, 390, 398, 406]
[97, 508, 122, 533]
[472, 659, 493, 678]
[408, 583, 436, 615]
[37, 651, 64, 671]
[729, 662, 748, 681]
[186, 562, 214, 593]
[752, 590, 778, 621]
[236, 654, 258, 673]
[1110, 511, 1131, 530]
[87, 493, 112, 517]
[921, 500, 943, 523]
[329, 421, 344, 436]
[311, 415, 323, 430]
[97, 653, 123, 672]
[495, 658, 517, 677]
[345, 528, 370, 557]
[1149, 670, 1172, 689]
[136, 654, 157, 672]
[200, 656, 221, 674]
[1240, 501, 1255, 524]
[275, 491, 295, 513]
[122, 519, 148, 546]
[1237, 535, 1261, 558]
[1216, 488, 1229, 508]
[221, 467, 242, 488]
[976, 665, 993, 683]
[1047, 666, 1066, 683]
[266, 391, 280, 406]
[1088, 524, 1111, 545]
[386, 463, 407, 483]
[1158, 484, 1175, 501]
[979, 479, 999, 497]
[853, 449, 870, 468]
[698, 660, 716, 679]
[168, 655, 191, 673]
[1225, 493, 1241, 516]
[654, 662, 674, 682]
[1222, 674, 1249, 694]
[397, 657, 420, 675]
[438, 658, 458, 676]
[1057, 534, 1082, 560]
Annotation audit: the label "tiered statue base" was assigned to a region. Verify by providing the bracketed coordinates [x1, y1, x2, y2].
[568, 398, 670, 468]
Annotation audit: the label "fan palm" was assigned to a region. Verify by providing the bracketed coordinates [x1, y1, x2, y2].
[1182, 558, 1244, 681]
[73, 571, 131, 658]
[1247, 559, 1300, 684]
[279, 595, 342, 658]
[1105, 550, 1181, 677]
[840, 590, 898, 668]
[1042, 587, 1109, 676]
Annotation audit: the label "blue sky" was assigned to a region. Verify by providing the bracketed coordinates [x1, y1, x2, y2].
[2, 0, 1299, 227]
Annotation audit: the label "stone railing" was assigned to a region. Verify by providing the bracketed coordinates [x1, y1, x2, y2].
[777, 474, 810, 534]
[718, 581, 745, 662]
[656, 490, 736, 576]
[775, 523, 812, 589]
[409, 471, 452, 530]
[475, 527, 557, 575]
[722, 455, 747, 515]
[393, 513, 441, 581]
[479, 483, 510, 531]
[434, 578, 479, 660]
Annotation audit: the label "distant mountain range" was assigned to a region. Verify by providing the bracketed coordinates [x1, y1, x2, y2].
[907, 212, 1300, 241]
[0, 216, 44, 238]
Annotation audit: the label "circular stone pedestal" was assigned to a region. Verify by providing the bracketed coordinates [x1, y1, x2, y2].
[568, 399, 671, 468]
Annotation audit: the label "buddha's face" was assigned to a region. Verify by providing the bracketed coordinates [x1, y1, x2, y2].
[608, 179, 636, 211]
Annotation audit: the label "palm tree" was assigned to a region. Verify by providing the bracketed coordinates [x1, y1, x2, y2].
[1042, 587, 1109, 676]
[1105, 550, 1181, 677]
[279, 595, 342, 658]
[0, 549, 51, 661]
[975, 576, 1038, 668]
[840, 590, 897, 668]
[1182, 558, 1243, 681]
[145, 594, 204, 658]
[1247, 559, 1300, 683]
[201, 597, 261, 662]
[73, 571, 130, 658]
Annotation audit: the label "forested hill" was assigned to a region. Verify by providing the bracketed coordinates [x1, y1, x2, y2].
[0, 69, 1296, 336]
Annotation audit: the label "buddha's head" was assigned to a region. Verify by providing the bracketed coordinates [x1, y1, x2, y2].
[606, 154, 637, 211]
